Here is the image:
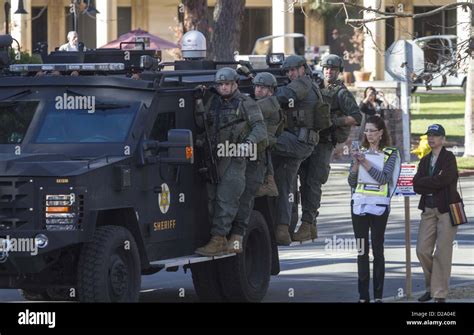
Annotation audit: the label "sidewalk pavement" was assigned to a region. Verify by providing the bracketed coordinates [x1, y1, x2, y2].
[385, 282, 474, 303]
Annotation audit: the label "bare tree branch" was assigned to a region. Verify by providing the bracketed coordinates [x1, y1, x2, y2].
[327, 1, 473, 24]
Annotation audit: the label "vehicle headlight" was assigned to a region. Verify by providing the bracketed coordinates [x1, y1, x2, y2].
[45, 194, 77, 230]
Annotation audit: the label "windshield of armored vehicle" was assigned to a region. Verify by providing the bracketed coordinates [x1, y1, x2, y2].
[35, 102, 139, 144]
[0, 101, 37, 144]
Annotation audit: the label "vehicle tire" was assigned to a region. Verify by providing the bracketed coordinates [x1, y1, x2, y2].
[411, 86, 418, 93]
[191, 260, 226, 302]
[77, 226, 141, 302]
[46, 287, 78, 301]
[218, 210, 271, 302]
[20, 289, 50, 301]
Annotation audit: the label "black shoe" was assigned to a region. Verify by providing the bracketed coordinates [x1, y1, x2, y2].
[374, 298, 383, 303]
[418, 292, 432, 302]
[434, 298, 446, 303]
[358, 299, 370, 303]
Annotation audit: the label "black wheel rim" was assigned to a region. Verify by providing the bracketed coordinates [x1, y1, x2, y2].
[108, 249, 132, 301]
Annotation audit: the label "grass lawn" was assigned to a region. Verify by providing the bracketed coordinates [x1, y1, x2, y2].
[457, 157, 474, 170]
[411, 93, 466, 146]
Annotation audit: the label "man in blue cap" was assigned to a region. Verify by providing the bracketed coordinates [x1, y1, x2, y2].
[413, 124, 461, 303]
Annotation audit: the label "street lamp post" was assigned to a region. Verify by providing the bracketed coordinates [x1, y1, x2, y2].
[4, 0, 27, 35]
[4, 1, 10, 35]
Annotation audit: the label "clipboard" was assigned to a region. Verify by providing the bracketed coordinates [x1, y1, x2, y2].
[358, 152, 384, 185]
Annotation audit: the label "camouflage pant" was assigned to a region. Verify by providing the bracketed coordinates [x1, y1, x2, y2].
[299, 141, 334, 224]
[272, 131, 314, 226]
[233, 156, 267, 235]
[207, 157, 247, 237]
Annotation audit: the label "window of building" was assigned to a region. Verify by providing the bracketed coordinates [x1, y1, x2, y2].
[64, 7, 97, 49]
[294, 9, 305, 55]
[385, 7, 395, 50]
[414, 6, 457, 38]
[117, 7, 132, 37]
[239, 8, 272, 55]
[31, 7, 48, 51]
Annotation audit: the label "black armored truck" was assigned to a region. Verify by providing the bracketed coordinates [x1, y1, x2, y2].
[0, 35, 302, 302]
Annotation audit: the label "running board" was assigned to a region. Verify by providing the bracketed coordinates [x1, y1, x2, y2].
[149, 253, 236, 271]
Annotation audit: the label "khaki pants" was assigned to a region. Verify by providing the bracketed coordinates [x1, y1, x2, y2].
[416, 207, 458, 299]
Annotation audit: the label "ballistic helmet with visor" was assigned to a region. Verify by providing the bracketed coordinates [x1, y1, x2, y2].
[321, 54, 344, 72]
[215, 67, 239, 83]
[252, 72, 277, 88]
[282, 55, 306, 70]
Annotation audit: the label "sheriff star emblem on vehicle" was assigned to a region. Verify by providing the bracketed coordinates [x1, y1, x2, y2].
[158, 183, 170, 214]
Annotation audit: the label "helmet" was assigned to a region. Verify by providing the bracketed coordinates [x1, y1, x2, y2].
[321, 54, 343, 72]
[282, 55, 306, 70]
[215, 67, 239, 83]
[252, 72, 277, 88]
[181, 30, 207, 59]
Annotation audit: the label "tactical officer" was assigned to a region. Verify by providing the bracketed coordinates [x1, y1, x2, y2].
[272, 55, 322, 245]
[231, 72, 282, 253]
[295, 54, 362, 241]
[254, 72, 283, 197]
[195, 67, 266, 256]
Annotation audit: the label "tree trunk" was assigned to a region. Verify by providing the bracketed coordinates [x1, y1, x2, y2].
[465, 55, 474, 157]
[210, 0, 246, 61]
[182, 0, 209, 39]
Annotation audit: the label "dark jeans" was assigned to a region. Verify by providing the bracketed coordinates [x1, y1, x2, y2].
[351, 208, 389, 301]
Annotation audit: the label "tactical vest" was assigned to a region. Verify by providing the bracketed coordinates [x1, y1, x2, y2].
[354, 147, 399, 200]
[320, 81, 352, 143]
[206, 94, 249, 148]
[257, 96, 283, 148]
[284, 76, 317, 131]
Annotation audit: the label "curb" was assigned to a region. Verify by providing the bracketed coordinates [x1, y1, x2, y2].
[459, 170, 474, 177]
[384, 281, 474, 303]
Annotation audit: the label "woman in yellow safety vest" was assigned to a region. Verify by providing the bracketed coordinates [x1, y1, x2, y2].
[348, 115, 401, 303]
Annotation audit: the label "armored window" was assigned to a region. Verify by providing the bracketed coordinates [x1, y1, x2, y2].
[150, 112, 176, 142]
[0, 101, 37, 144]
[35, 102, 139, 144]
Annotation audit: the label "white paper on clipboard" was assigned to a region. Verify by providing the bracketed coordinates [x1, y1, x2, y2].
[358, 152, 384, 185]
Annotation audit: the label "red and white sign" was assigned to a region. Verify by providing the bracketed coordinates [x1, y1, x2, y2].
[396, 164, 417, 196]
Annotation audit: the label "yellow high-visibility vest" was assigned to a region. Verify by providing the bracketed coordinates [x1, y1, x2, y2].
[355, 147, 398, 198]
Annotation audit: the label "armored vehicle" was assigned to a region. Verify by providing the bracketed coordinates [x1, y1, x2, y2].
[0, 35, 304, 302]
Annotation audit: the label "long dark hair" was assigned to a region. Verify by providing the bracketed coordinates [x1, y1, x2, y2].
[362, 115, 391, 150]
[363, 86, 376, 98]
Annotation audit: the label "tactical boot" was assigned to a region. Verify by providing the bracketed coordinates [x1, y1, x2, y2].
[292, 222, 312, 242]
[275, 224, 292, 246]
[255, 175, 279, 197]
[227, 234, 244, 254]
[195, 235, 228, 256]
[310, 223, 318, 239]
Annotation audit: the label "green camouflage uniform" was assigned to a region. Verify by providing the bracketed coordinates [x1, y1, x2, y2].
[299, 80, 362, 225]
[233, 95, 281, 235]
[204, 89, 266, 237]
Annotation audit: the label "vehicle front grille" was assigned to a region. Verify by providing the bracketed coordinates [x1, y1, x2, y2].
[0, 179, 35, 231]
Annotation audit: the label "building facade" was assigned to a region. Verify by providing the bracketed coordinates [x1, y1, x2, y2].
[2, 0, 471, 77]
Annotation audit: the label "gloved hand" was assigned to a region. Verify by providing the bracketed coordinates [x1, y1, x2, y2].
[194, 85, 207, 99]
[237, 65, 252, 78]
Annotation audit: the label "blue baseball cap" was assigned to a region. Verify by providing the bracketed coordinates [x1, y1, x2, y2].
[425, 124, 446, 136]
